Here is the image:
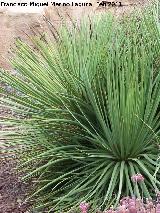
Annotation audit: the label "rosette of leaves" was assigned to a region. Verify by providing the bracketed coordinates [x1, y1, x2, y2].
[0, 7, 160, 212]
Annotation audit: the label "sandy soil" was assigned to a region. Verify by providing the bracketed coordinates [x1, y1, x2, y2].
[0, 0, 150, 69]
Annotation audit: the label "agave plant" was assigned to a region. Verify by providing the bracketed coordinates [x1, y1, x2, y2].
[0, 6, 160, 212]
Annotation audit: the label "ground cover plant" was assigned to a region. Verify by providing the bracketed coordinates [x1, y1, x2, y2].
[0, 5, 160, 212]
[78, 195, 160, 213]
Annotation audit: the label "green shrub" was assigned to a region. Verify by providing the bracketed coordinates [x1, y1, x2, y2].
[0, 7, 160, 212]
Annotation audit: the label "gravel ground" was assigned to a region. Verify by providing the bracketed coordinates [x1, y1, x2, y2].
[0, 159, 31, 213]
[0, 99, 32, 212]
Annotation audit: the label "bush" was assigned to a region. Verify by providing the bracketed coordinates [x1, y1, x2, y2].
[0, 6, 160, 212]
